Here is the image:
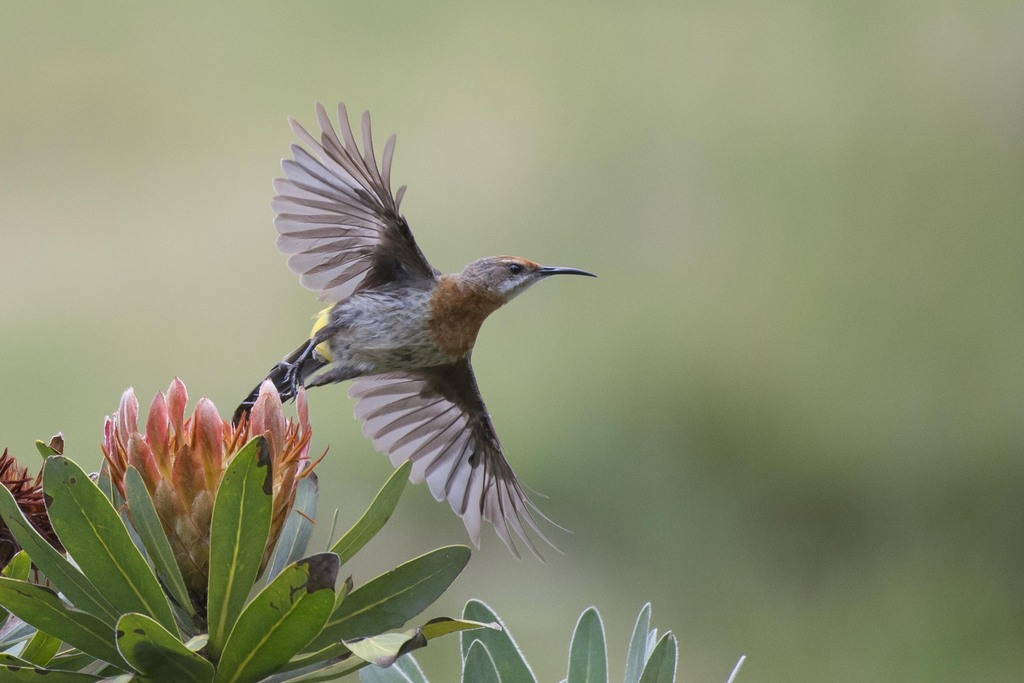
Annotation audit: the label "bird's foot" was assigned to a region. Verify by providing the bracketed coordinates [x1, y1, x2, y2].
[279, 359, 304, 401]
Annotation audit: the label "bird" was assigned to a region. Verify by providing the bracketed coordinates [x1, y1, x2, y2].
[234, 103, 594, 557]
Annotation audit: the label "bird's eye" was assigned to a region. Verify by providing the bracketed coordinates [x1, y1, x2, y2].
[506, 263, 524, 275]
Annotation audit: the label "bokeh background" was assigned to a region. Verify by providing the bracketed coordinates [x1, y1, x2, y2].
[2, 3, 1023, 681]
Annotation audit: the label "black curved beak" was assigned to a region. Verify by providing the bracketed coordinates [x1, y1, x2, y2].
[538, 266, 597, 278]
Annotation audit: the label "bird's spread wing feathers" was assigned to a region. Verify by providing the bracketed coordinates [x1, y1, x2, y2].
[348, 362, 558, 558]
[274, 103, 438, 302]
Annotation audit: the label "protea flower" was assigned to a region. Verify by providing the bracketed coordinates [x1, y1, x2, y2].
[0, 448, 61, 571]
[101, 378, 314, 603]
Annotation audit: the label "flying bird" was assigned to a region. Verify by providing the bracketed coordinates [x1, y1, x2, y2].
[235, 103, 594, 557]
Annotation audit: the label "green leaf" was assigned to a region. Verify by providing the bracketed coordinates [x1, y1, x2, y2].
[286, 656, 364, 682]
[46, 650, 102, 672]
[267, 472, 319, 580]
[567, 607, 607, 683]
[637, 633, 677, 683]
[34, 434, 63, 459]
[94, 461, 116, 505]
[0, 478, 117, 624]
[269, 578, 352, 675]
[278, 642, 353, 676]
[20, 629, 62, 666]
[0, 658, 102, 682]
[280, 610, 475, 679]
[624, 604, 651, 683]
[206, 436, 274, 661]
[310, 545, 470, 649]
[123, 466, 194, 616]
[462, 640, 501, 683]
[2, 549, 31, 580]
[0, 549, 32, 622]
[115, 612, 214, 683]
[422, 617, 498, 641]
[42, 456, 176, 633]
[330, 461, 411, 567]
[0, 653, 34, 667]
[0, 577, 126, 668]
[214, 553, 339, 683]
[345, 629, 426, 668]
[461, 600, 536, 683]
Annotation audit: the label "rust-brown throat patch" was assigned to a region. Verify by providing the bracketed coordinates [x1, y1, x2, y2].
[427, 275, 505, 358]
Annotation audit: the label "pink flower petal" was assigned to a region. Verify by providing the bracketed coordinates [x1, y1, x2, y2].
[193, 398, 225, 488]
[167, 378, 188, 440]
[127, 433, 160, 495]
[250, 380, 286, 454]
[117, 388, 139, 445]
[145, 391, 170, 465]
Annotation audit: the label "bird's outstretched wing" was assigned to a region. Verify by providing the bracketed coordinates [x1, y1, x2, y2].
[274, 102, 439, 302]
[348, 361, 558, 558]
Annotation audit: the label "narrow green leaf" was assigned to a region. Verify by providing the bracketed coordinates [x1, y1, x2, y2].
[331, 461, 411, 567]
[115, 612, 214, 683]
[0, 549, 32, 622]
[461, 600, 536, 683]
[0, 660, 102, 682]
[345, 629, 426, 668]
[0, 577, 126, 668]
[462, 640, 501, 683]
[214, 552, 339, 683]
[206, 436, 273, 661]
[277, 643, 353, 677]
[624, 604, 652, 683]
[2, 549, 31, 580]
[310, 545, 470, 650]
[123, 466, 194, 616]
[0, 653, 33, 667]
[94, 461, 116, 505]
[567, 607, 607, 683]
[20, 629, 62, 665]
[267, 472, 319, 580]
[42, 456, 176, 633]
[285, 656, 364, 682]
[0, 479, 116, 624]
[637, 633, 677, 683]
[422, 617, 498, 641]
[276, 612, 475, 681]
[46, 650, 101, 672]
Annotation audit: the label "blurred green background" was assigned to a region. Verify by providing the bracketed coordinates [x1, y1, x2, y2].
[2, 2, 1023, 680]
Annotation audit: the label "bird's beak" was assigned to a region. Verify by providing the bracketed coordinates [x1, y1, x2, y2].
[537, 266, 597, 278]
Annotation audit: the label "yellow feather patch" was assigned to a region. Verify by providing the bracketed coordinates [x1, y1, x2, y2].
[310, 307, 334, 362]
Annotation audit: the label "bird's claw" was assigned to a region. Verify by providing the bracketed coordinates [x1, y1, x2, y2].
[280, 360, 303, 401]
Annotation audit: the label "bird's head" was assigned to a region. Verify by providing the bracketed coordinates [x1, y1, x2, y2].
[459, 256, 596, 302]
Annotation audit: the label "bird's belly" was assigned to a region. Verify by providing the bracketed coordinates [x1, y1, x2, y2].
[326, 292, 459, 371]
